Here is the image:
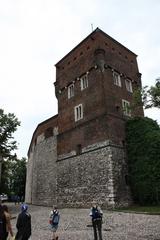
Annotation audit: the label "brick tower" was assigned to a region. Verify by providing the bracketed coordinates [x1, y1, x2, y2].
[25, 28, 143, 208]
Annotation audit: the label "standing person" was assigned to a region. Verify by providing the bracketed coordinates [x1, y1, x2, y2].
[90, 202, 103, 240]
[0, 204, 3, 240]
[20, 196, 24, 204]
[0, 204, 7, 240]
[2, 205, 14, 240]
[49, 206, 60, 240]
[17, 196, 20, 205]
[15, 204, 31, 240]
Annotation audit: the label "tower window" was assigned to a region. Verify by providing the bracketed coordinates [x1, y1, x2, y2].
[113, 71, 121, 87]
[76, 144, 82, 155]
[122, 99, 131, 116]
[74, 104, 83, 121]
[68, 84, 74, 99]
[80, 74, 88, 90]
[125, 79, 133, 93]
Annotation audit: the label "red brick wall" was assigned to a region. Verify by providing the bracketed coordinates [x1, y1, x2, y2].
[55, 30, 143, 156]
[57, 114, 109, 155]
[29, 29, 144, 157]
[56, 31, 143, 154]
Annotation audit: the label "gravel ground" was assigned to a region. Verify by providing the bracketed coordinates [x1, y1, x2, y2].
[5, 203, 160, 240]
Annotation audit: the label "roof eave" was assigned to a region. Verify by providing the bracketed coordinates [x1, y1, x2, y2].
[55, 27, 137, 67]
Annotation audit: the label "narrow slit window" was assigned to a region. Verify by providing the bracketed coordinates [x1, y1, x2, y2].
[122, 99, 131, 116]
[125, 79, 133, 93]
[113, 71, 121, 87]
[80, 74, 88, 90]
[74, 104, 83, 121]
[68, 84, 74, 99]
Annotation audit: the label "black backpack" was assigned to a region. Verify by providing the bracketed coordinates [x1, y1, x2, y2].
[92, 207, 102, 220]
[52, 211, 59, 225]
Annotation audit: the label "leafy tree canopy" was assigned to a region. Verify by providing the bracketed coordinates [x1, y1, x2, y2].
[1, 157, 26, 197]
[133, 78, 160, 109]
[0, 109, 20, 159]
[126, 117, 160, 205]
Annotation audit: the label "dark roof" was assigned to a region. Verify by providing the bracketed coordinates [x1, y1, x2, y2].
[55, 27, 137, 66]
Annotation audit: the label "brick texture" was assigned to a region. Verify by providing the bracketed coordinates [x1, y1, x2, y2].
[25, 28, 143, 208]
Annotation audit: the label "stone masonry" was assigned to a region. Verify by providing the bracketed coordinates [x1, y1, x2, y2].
[25, 28, 144, 208]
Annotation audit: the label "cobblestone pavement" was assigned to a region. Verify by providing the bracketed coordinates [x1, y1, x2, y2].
[6, 203, 160, 240]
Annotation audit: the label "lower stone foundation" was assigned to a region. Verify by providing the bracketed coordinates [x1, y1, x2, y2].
[56, 140, 132, 208]
[26, 138, 132, 208]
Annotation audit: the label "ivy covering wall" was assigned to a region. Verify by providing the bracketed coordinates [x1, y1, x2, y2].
[126, 117, 160, 205]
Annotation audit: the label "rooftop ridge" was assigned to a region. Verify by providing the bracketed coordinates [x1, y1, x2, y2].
[55, 27, 137, 67]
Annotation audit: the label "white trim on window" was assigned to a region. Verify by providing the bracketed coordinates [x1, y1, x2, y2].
[68, 84, 74, 99]
[113, 71, 121, 87]
[125, 79, 133, 93]
[122, 99, 131, 116]
[74, 104, 83, 121]
[80, 74, 88, 90]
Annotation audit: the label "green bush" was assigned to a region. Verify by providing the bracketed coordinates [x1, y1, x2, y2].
[126, 117, 160, 205]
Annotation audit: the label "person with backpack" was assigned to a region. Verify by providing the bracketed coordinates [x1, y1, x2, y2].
[49, 206, 60, 240]
[89, 202, 103, 240]
[15, 204, 31, 240]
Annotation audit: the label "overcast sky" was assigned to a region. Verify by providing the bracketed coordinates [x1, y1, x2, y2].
[0, 0, 160, 158]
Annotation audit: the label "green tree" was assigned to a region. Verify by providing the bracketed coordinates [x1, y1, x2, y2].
[1, 158, 27, 198]
[0, 159, 11, 194]
[146, 78, 160, 108]
[126, 117, 160, 205]
[0, 109, 20, 158]
[0, 109, 20, 190]
[11, 158, 27, 197]
[133, 78, 160, 109]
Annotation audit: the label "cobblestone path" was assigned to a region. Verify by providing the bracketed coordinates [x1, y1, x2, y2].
[7, 203, 160, 240]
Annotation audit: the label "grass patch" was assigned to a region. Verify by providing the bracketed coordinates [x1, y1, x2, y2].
[114, 205, 160, 214]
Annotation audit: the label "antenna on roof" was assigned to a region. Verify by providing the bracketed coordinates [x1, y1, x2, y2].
[91, 24, 94, 32]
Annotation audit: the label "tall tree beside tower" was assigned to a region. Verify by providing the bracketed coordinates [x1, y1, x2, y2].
[0, 109, 20, 186]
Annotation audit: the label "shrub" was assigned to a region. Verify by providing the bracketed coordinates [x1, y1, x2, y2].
[126, 117, 160, 205]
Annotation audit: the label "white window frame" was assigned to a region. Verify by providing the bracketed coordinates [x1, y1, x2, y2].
[74, 104, 83, 121]
[122, 99, 131, 116]
[113, 71, 121, 87]
[80, 74, 88, 90]
[68, 84, 74, 99]
[125, 79, 133, 93]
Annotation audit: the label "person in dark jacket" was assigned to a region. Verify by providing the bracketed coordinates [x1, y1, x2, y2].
[15, 204, 31, 240]
[0, 204, 7, 240]
[89, 202, 103, 240]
